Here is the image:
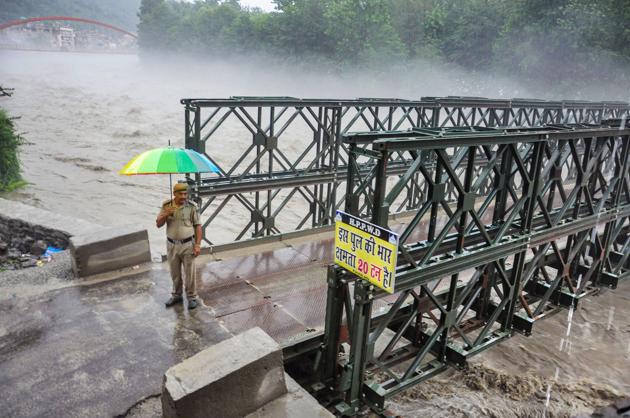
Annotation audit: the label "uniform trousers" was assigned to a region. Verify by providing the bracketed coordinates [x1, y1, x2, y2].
[167, 240, 197, 298]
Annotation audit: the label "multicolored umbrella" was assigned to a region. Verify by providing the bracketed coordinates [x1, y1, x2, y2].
[119, 146, 220, 203]
[119, 147, 219, 175]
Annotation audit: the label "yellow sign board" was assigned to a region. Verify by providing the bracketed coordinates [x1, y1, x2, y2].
[334, 210, 399, 294]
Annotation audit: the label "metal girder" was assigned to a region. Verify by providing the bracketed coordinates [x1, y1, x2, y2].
[181, 96, 630, 245]
[314, 124, 630, 415]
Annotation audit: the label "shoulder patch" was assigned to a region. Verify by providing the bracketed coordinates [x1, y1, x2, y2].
[162, 199, 173, 208]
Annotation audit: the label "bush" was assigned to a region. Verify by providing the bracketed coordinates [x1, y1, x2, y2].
[0, 108, 25, 192]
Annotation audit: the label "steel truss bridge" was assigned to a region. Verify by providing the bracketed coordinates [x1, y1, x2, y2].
[182, 96, 630, 415]
[182, 96, 629, 245]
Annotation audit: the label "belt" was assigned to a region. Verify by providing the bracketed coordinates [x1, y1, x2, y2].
[167, 236, 194, 245]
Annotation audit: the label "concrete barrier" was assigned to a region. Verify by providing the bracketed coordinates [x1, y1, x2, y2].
[162, 327, 287, 418]
[69, 225, 151, 277]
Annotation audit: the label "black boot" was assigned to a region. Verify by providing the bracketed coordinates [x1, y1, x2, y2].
[165, 296, 183, 307]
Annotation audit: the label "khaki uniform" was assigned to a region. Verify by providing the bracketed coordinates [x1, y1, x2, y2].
[161, 199, 201, 298]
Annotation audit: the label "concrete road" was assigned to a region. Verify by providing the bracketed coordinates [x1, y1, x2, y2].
[0, 236, 333, 417]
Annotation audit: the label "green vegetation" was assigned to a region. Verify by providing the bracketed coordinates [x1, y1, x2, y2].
[138, 0, 630, 95]
[0, 0, 141, 32]
[0, 109, 26, 193]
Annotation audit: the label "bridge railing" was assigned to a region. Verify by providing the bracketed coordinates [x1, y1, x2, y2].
[318, 123, 630, 414]
[181, 96, 630, 245]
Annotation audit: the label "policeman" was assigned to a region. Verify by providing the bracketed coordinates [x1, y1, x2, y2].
[156, 183, 202, 309]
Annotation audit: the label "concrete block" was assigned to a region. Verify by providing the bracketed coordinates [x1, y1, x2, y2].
[69, 225, 151, 277]
[246, 374, 334, 418]
[162, 327, 287, 418]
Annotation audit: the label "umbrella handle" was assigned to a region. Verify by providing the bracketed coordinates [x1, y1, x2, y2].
[168, 141, 173, 207]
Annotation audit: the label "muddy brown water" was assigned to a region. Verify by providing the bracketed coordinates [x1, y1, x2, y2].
[0, 50, 534, 256]
[382, 281, 630, 417]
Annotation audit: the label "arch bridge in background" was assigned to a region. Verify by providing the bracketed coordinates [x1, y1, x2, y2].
[0, 16, 137, 38]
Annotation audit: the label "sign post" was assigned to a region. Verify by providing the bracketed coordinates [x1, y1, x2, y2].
[334, 210, 399, 294]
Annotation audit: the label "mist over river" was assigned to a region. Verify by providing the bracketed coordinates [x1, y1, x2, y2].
[0, 50, 533, 254]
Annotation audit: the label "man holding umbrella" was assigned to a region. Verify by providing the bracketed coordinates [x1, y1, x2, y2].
[156, 183, 202, 309]
[120, 144, 219, 310]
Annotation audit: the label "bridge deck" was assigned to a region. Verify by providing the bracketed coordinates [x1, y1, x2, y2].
[0, 232, 336, 417]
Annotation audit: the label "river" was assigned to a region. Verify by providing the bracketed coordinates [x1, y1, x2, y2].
[0, 50, 533, 255]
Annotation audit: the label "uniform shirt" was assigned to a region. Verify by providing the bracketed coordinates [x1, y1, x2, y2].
[162, 199, 201, 240]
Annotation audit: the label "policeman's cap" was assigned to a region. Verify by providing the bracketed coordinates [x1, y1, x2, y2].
[173, 183, 188, 193]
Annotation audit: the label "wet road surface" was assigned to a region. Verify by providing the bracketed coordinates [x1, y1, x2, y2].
[0, 237, 333, 417]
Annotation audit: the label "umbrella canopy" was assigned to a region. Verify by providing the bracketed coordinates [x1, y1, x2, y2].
[119, 147, 219, 175]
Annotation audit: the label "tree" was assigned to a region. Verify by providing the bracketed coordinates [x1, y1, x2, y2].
[137, 0, 177, 50]
[323, 0, 405, 64]
[133, 0, 630, 95]
[0, 105, 25, 193]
